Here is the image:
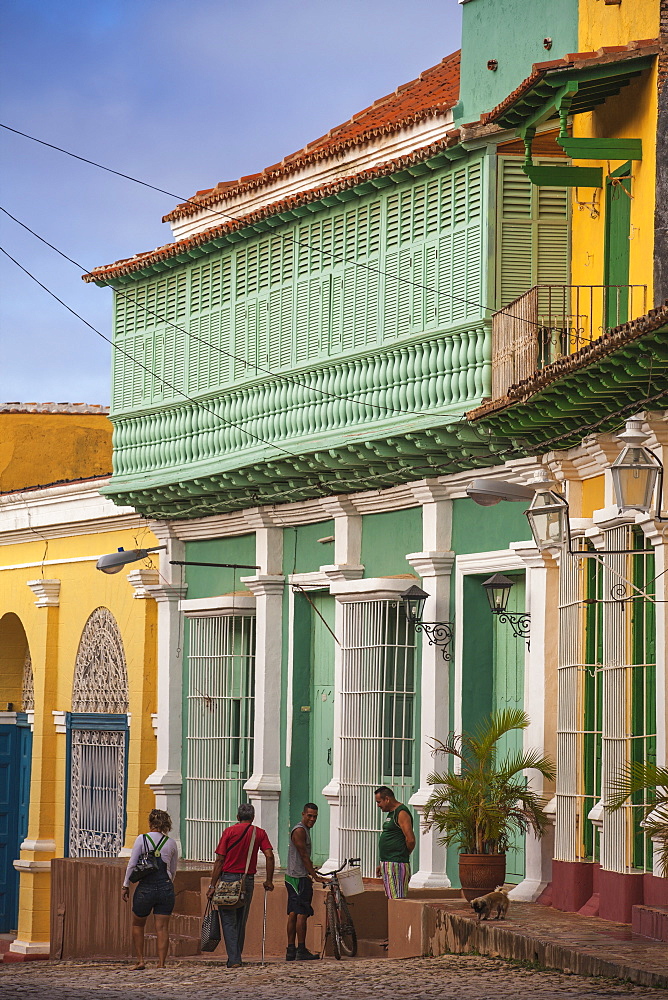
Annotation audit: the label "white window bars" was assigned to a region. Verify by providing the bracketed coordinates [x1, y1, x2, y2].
[184, 614, 256, 862]
[339, 600, 417, 877]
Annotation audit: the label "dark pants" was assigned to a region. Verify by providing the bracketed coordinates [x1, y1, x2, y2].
[218, 873, 254, 966]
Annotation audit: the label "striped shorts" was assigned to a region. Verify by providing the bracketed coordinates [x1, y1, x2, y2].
[380, 861, 410, 899]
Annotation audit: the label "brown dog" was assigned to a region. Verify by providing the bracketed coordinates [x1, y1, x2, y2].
[470, 886, 509, 922]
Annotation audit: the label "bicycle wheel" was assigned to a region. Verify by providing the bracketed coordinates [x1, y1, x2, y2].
[337, 895, 357, 957]
[326, 895, 341, 959]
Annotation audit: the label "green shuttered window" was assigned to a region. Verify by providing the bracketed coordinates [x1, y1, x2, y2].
[112, 159, 485, 413]
[496, 157, 570, 308]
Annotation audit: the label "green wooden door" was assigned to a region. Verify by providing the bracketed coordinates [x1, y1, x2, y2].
[604, 164, 631, 328]
[492, 576, 526, 883]
[309, 593, 335, 866]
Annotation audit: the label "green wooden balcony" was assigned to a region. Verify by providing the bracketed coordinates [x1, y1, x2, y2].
[104, 320, 501, 519]
[491, 284, 647, 398]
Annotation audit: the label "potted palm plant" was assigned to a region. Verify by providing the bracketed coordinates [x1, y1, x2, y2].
[608, 762, 668, 874]
[424, 709, 555, 900]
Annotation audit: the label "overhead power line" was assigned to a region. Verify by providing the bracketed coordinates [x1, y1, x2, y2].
[0, 121, 581, 337]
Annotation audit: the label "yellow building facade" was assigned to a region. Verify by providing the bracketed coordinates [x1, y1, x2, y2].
[0, 404, 158, 958]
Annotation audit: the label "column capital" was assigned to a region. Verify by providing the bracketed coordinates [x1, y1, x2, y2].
[509, 541, 558, 569]
[145, 583, 188, 603]
[126, 568, 159, 598]
[241, 574, 285, 597]
[318, 495, 361, 518]
[243, 774, 281, 794]
[243, 507, 284, 528]
[26, 579, 60, 607]
[406, 551, 455, 576]
[145, 770, 183, 795]
[320, 564, 365, 582]
[410, 481, 453, 505]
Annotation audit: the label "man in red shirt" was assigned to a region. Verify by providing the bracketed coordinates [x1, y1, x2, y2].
[207, 803, 274, 967]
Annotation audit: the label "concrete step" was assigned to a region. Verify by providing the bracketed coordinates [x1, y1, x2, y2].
[143, 933, 201, 958]
[0, 935, 15, 955]
[355, 937, 388, 958]
[175, 889, 203, 917]
[632, 904, 668, 943]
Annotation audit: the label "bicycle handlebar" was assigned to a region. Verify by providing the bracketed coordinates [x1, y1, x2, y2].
[316, 857, 361, 877]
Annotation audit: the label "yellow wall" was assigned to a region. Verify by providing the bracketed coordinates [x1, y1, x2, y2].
[0, 413, 112, 492]
[579, 0, 659, 51]
[581, 474, 605, 518]
[0, 522, 158, 948]
[571, 0, 659, 317]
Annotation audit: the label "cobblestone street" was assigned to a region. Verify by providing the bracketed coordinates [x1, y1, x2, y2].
[0, 955, 666, 1000]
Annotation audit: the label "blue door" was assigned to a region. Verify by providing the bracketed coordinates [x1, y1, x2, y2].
[0, 720, 32, 931]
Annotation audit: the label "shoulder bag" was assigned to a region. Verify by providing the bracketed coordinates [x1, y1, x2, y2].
[212, 826, 257, 907]
[129, 834, 168, 883]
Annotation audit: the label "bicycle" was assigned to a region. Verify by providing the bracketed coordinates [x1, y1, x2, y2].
[317, 858, 359, 959]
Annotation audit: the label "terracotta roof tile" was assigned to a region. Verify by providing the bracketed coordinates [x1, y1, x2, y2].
[163, 51, 460, 223]
[0, 402, 110, 415]
[484, 40, 658, 125]
[84, 132, 462, 285]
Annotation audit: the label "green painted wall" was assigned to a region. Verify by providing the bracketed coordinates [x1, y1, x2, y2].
[454, 0, 578, 124]
[451, 496, 530, 554]
[282, 521, 335, 575]
[361, 508, 422, 577]
[184, 534, 257, 598]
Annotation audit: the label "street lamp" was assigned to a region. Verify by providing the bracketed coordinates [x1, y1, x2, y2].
[95, 547, 260, 575]
[610, 416, 663, 514]
[400, 584, 454, 661]
[481, 573, 531, 647]
[525, 487, 571, 550]
[96, 546, 165, 574]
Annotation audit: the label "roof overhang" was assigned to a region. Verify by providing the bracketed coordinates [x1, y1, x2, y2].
[466, 304, 668, 453]
[486, 44, 658, 131]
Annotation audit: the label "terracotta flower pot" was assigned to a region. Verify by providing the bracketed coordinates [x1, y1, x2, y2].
[458, 853, 506, 901]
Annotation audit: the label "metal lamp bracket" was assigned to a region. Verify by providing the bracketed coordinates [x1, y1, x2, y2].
[412, 620, 455, 661]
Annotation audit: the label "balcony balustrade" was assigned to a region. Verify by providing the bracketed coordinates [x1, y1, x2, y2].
[491, 284, 647, 399]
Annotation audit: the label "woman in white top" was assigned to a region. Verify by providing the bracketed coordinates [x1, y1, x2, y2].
[122, 809, 178, 970]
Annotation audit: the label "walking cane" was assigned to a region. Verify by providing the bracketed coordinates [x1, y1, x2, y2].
[261, 888, 268, 967]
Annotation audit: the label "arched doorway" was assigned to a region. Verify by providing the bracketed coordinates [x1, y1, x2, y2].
[66, 608, 129, 857]
[0, 613, 33, 931]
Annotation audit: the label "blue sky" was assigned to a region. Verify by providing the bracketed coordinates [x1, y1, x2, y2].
[0, 0, 462, 405]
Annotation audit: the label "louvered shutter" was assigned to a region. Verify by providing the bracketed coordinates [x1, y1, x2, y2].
[497, 157, 569, 308]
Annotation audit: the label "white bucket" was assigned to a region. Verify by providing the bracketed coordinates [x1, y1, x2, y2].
[338, 865, 364, 897]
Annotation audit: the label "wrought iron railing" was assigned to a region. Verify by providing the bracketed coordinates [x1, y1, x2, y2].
[491, 284, 647, 398]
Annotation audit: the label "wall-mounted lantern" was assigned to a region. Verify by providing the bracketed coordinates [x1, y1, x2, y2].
[481, 574, 531, 647]
[525, 487, 571, 550]
[400, 585, 454, 661]
[610, 416, 663, 514]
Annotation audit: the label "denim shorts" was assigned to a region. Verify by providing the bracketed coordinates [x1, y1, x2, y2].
[132, 879, 175, 917]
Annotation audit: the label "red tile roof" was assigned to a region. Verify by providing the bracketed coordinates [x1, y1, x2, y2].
[483, 40, 658, 125]
[0, 402, 110, 415]
[163, 51, 461, 223]
[84, 132, 462, 285]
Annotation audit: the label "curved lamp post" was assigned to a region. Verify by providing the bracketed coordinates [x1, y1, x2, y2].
[400, 584, 454, 661]
[481, 573, 531, 648]
[96, 546, 166, 574]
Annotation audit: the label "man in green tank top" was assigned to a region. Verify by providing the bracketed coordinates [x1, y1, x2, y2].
[375, 785, 416, 899]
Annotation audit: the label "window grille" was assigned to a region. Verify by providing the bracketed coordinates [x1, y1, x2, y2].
[184, 615, 256, 861]
[556, 528, 657, 873]
[339, 600, 417, 877]
[68, 727, 127, 857]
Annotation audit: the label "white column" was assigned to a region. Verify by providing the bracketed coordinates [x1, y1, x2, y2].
[145, 531, 187, 850]
[508, 541, 559, 901]
[242, 523, 284, 863]
[318, 500, 364, 871]
[406, 484, 454, 888]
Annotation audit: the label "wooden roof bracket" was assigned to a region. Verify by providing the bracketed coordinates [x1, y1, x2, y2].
[519, 85, 603, 188]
